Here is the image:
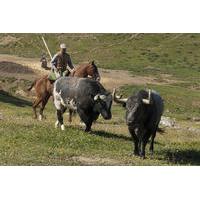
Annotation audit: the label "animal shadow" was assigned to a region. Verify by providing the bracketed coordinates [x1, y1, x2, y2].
[0, 90, 32, 107]
[159, 149, 200, 165]
[92, 130, 132, 142]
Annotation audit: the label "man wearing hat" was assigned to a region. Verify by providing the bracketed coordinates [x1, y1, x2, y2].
[48, 43, 75, 81]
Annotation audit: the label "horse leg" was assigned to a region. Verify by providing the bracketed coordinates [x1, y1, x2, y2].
[39, 94, 51, 121]
[32, 97, 42, 119]
[32, 99, 38, 119]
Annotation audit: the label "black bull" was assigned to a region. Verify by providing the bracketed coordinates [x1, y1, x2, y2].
[113, 89, 164, 158]
[53, 77, 112, 132]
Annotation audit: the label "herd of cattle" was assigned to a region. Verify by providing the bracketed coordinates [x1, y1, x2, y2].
[29, 62, 164, 159]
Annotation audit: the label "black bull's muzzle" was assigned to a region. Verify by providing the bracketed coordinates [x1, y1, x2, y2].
[101, 111, 112, 120]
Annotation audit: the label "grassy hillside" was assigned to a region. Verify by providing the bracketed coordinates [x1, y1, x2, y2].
[120, 84, 200, 120]
[1, 33, 200, 86]
[1, 91, 200, 165]
[1, 33, 200, 165]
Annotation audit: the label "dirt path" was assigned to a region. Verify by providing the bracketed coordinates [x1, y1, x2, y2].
[71, 156, 124, 165]
[99, 68, 173, 91]
[0, 54, 47, 75]
[0, 54, 179, 91]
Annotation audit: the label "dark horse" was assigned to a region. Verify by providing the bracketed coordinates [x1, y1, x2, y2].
[27, 61, 100, 120]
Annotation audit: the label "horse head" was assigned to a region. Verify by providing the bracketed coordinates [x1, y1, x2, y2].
[88, 61, 101, 81]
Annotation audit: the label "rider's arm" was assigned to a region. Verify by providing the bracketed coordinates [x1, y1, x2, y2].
[67, 55, 74, 69]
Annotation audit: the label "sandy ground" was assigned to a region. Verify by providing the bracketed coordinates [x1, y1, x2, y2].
[0, 54, 47, 75]
[0, 54, 180, 92]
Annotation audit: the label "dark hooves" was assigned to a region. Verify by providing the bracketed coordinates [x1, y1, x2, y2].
[84, 128, 92, 133]
[139, 153, 146, 159]
[130, 152, 146, 159]
[149, 151, 154, 159]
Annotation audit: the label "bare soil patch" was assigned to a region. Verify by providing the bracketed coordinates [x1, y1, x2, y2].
[0, 61, 34, 74]
[0, 54, 47, 75]
[0, 54, 183, 92]
[99, 69, 170, 90]
[72, 156, 123, 165]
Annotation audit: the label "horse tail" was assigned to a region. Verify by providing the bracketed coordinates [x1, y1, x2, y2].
[27, 80, 36, 91]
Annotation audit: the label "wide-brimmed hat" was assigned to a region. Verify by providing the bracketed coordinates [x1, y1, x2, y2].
[60, 43, 66, 49]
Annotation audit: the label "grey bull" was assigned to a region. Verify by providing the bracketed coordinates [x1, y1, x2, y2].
[53, 77, 112, 132]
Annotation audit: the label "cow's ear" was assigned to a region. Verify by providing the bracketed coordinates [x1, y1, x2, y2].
[91, 60, 95, 65]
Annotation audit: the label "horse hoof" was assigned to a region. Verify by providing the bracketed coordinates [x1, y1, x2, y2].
[55, 121, 59, 128]
[61, 124, 65, 131]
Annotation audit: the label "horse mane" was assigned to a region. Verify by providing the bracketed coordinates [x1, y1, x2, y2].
[71, 61, 100, 81]
[73, 62, 92, 76]
[74, 63, 89, 72]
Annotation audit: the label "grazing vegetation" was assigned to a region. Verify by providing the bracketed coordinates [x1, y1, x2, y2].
[0, 33, 200, 165]
[1, 91, 200, 165]
[120, 84, 200, 120]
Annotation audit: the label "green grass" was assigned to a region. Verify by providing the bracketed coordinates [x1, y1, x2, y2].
[0, 91, 200, 165]
[1, 33, 200, 165]
[120, 84, 200, 120]
[1, 33, 200, 81]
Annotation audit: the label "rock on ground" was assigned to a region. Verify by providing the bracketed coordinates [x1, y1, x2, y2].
[160, 116, 176, 128]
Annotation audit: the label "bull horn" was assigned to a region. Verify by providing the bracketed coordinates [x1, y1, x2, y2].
[142, 89, 152, 104]
[94, 94, 99, 101]
[112, 88, 128, 104]
[99, 95, 106, 100]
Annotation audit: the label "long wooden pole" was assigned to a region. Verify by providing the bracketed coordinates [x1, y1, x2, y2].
[41, 36, 52, 60]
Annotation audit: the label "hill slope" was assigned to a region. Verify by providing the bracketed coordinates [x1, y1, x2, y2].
[0, 34, 199, 69]
[1, 33, 200, 165]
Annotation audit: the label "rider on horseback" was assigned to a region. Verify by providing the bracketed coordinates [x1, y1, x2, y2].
[48, 43, 75, 81]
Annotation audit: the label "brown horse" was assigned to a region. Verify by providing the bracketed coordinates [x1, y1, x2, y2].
[28, 61, 100, 120]
[71, 61, 100, 81]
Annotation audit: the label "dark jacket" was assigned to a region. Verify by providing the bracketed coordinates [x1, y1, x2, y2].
[51, 52, 74, 73]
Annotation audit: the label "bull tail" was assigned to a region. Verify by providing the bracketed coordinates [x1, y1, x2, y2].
[27, 80, 36, 91]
